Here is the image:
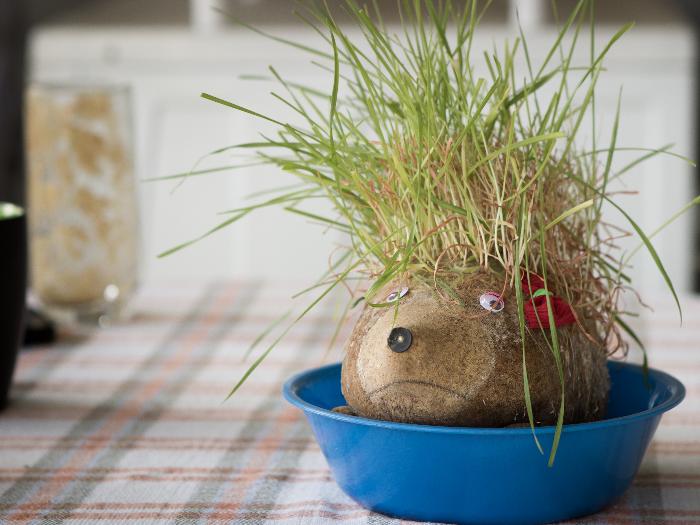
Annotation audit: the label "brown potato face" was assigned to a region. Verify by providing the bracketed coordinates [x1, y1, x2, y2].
[341, 276, 609, 427]
[353, 292, 499, 424]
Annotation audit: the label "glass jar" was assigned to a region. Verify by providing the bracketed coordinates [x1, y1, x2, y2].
[25, 83, 139, 326]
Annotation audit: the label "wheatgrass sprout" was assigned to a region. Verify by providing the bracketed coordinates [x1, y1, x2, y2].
[159, 0, 696, 463]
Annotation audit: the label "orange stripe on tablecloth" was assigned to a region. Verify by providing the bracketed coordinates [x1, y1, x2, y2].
[0, 407, 300, 422]
[0, 436, 316, 452]
[0, 513, 694, 524]
[7, 378, 305, 395]
[2, 431, 696, 452]
[50, 322, 351, 350]
[0, 467, 331, 474]
[23, 349, 340, 369]
[0, 500, 359, 511]
[606, 509, 700, 517]
[1, 506, 699, 523]
[0, 432, 306, 442]
[571, 507, 700, 525]
[9, 283, 240, 525]
[0, 467, 697, 483]
[14, 348, 53, 374]
[0, 464, 327, 473]
[3, 473, 700, 488]
[68, 312, 338, 342]
[1, 510, 376, 522]
[0, 436, 310, 444]
[0, 443, 315, 452]
[633, 481, 700, 489]
[636, 473, 700, 479]
[0, 501, 695, 513]
[13, 337, 91, 391]
[9, 436, 700, 453]
[0, 489, 699, 521]
[0, 475, 331, 484]
[650, 441, 700, 453]
[587, 519, 700, 525]
[656, 413, 700, 426]
[68, 332, 339, 347]
[0, 473, 333, 483]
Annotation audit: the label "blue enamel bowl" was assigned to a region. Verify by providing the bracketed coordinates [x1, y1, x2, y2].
[283, 361, 685, 525]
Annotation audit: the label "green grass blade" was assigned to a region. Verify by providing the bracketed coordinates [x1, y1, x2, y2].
[545, 199, 594, 231]
[158, 211, 249, 258]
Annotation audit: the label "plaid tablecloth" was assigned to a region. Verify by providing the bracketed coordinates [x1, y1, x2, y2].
[0, 281, 698, 524]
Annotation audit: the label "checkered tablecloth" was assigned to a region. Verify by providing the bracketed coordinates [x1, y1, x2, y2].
[0, 281, 698, 524]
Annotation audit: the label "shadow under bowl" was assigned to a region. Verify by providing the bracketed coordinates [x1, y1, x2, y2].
[283, 361, 685, 525]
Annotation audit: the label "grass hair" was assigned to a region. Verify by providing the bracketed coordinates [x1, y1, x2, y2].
[158, 0, 696, 463]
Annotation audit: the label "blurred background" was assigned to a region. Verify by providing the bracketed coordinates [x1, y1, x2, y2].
[2, 4, 699, 519]
[1, 0, 699, 298]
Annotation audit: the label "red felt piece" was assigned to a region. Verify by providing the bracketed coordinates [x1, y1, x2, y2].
[524, 295, 576, 329]
[520, 273, 576, 329]
[521, 273, 545, 295]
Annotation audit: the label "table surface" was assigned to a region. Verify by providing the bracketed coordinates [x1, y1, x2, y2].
[0, 281, 698, 524]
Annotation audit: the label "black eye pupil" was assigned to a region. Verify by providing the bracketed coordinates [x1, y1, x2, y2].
[388, 327, 412, 353]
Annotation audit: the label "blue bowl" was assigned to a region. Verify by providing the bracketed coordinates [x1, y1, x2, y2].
[283, 361, 685, 525]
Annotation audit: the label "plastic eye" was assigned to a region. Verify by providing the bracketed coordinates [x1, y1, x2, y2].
[479, 291, 504, 313]
[386, 286, 409, 303]
[387, 327, 412, 353]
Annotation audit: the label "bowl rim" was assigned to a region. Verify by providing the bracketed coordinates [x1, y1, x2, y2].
[283, 361, 685, 435]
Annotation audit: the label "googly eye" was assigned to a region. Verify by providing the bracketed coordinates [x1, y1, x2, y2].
[479, 291, 504, 313]
[386, 286, 409, 303]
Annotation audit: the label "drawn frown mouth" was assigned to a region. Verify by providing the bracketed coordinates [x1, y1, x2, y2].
[368, 380, 468, 401]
